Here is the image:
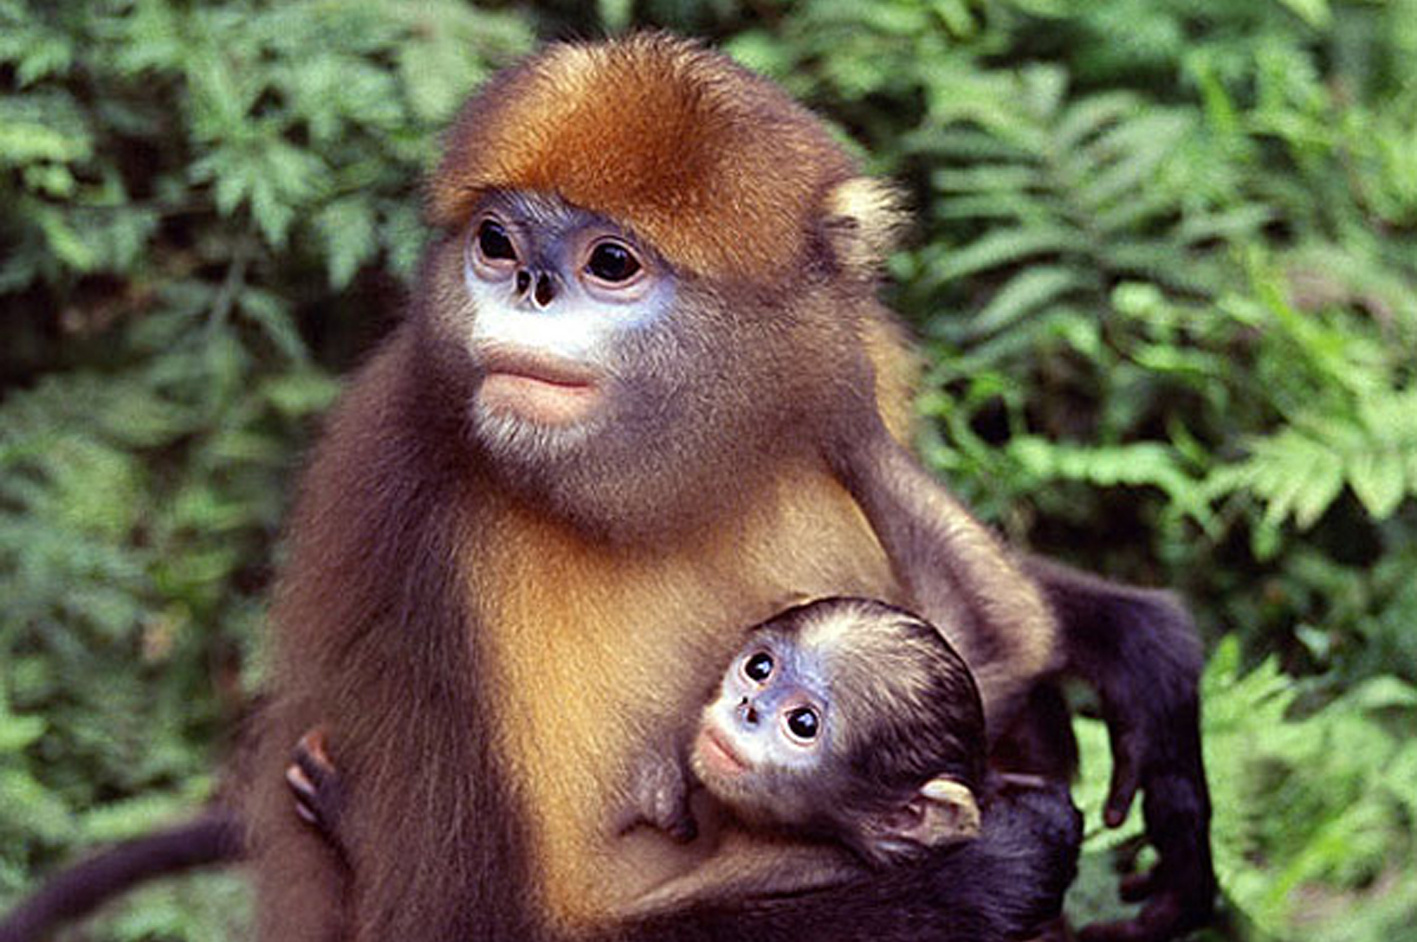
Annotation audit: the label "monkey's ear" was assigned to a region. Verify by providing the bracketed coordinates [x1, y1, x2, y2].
[861, 775, 981, 866]
[820, 177, 908, 280]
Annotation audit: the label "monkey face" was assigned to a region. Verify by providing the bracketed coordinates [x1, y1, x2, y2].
[430, 188, 827, 541]
[460, 190, 677, 436]
[690, 631, 837, 826]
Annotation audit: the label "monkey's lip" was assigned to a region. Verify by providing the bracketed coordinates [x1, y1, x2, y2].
[695, 725, 748, 778]
[476, 351, 602, 425]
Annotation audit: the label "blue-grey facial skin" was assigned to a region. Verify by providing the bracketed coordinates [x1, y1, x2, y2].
[447, 188, 754, 540]
[462, 190, 677, 369]
[691, 629, 836, 827]
[735, 638, 832, 760]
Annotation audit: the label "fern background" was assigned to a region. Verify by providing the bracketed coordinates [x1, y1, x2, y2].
[2, 1, 1414, 940]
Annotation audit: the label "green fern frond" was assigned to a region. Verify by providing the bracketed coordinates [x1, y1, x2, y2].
[1210, 387, 1417, 528]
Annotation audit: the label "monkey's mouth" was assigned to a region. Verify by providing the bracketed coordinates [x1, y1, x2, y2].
[476, 350, 603, 426]
[694, 724, 749, 778]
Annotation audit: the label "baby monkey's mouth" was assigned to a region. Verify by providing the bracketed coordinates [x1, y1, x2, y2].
[693, 722, 749, 779]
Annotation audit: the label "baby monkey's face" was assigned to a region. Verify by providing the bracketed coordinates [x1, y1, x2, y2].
[689, 629, 837, 827]
[687, 599, 986, 866]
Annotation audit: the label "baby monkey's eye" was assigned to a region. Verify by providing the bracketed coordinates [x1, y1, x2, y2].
[743, 652, 774, 683]
[477, 220, 517, 261]
[785, 707, 820, 742]
[586, 241, 642, 283]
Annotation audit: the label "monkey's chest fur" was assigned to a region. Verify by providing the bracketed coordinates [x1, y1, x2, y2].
[472, 468, 898, 925]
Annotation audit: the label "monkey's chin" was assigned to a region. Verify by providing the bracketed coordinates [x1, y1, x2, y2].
[478, 373, 602, 427]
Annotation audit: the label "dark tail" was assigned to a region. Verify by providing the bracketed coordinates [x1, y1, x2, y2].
[0, 808, 243, 942]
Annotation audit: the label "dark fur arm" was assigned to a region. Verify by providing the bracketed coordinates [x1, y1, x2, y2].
[824, 413, 1061, 736]
[618, 779, 1081, 942]
[820, 383, 1213, 940]
[1023, 557, 1215, 942]
[0, 809, 242, 942]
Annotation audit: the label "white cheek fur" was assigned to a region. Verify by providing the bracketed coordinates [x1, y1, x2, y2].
[464, 263, 670, 361]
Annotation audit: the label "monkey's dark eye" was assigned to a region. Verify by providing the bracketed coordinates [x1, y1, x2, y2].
[477, 220, 517, 261]
[785, 707, 820, 742]
[586, 241, 641, 283]
[743, 652, 774, 683]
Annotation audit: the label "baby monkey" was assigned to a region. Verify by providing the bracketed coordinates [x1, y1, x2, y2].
[628, 596, 987, 866]
[290, 597, 990, 869]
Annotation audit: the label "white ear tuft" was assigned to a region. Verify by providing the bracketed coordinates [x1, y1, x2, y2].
[821, 177, 909, 276]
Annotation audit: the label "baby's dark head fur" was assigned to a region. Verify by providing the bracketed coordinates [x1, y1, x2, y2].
[779, 598, 984, 804]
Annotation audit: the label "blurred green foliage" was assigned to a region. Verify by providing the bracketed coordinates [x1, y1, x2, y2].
[1, 1, 1413, 940]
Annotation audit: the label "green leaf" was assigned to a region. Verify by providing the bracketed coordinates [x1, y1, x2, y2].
[966, 265, 1088, 337]
[923, 225, 1077, 287]
[0, 713, 45, 753]
[1347, 448, 1409, 519]
[316, 197, 378, 290]
[261, 372, 340, 418]
[1346, 676, 1417, 712]
[239, 288, 307, 362]
[598, 0, 633, 33]
[1276, 0, 1331, 28]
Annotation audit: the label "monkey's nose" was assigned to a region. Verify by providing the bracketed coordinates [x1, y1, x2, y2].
[515, 269, 558, 308]
[737, 696, 760, 727]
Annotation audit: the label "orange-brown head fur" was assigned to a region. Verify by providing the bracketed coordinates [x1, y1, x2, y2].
[430, 33, 866, 281]
[416, 34, 915, 545]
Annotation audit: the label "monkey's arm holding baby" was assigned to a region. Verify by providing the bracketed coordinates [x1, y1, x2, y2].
[289, 733, 1082, 942]
[287, 596, 1085, 942]
[818, 378, 1213, 942]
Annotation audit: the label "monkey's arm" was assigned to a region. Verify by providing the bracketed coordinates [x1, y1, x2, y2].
[623, 781, 1080, 942]
[825, 411, 1213, 941]
[627, 829, 861, 917]
[289, 728, 701, 851]
[824, 415, 1060, 734]
[1022, 557, 1215, 942]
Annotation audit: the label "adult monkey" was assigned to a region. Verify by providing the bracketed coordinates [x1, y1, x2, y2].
[245, 32, 1212, 942]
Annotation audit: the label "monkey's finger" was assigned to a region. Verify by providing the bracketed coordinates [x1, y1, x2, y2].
[293, 729, 335, 775]
[286, 763, 317, 802]
[303, 727, 332, 763]
[292, 741, 337, 792]
[1119, 869, 1158, 903]
[1103, 728, 1142, 828]
[287, 765, 325, 829]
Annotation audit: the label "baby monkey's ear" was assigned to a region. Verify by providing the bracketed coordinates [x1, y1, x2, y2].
[858, 776, 981, 867]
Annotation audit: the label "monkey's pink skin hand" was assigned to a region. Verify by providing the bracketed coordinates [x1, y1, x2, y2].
[286, 728, 347, 856]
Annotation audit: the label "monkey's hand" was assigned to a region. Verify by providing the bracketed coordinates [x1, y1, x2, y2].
[620, 752, 698, 844]
[286, 727, 349, 860]
[1028, 559, 1216, 942]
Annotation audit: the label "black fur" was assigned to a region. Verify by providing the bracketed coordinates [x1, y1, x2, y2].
[1024, 557, 1215, 937]
[620, 780, 1081, 942]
